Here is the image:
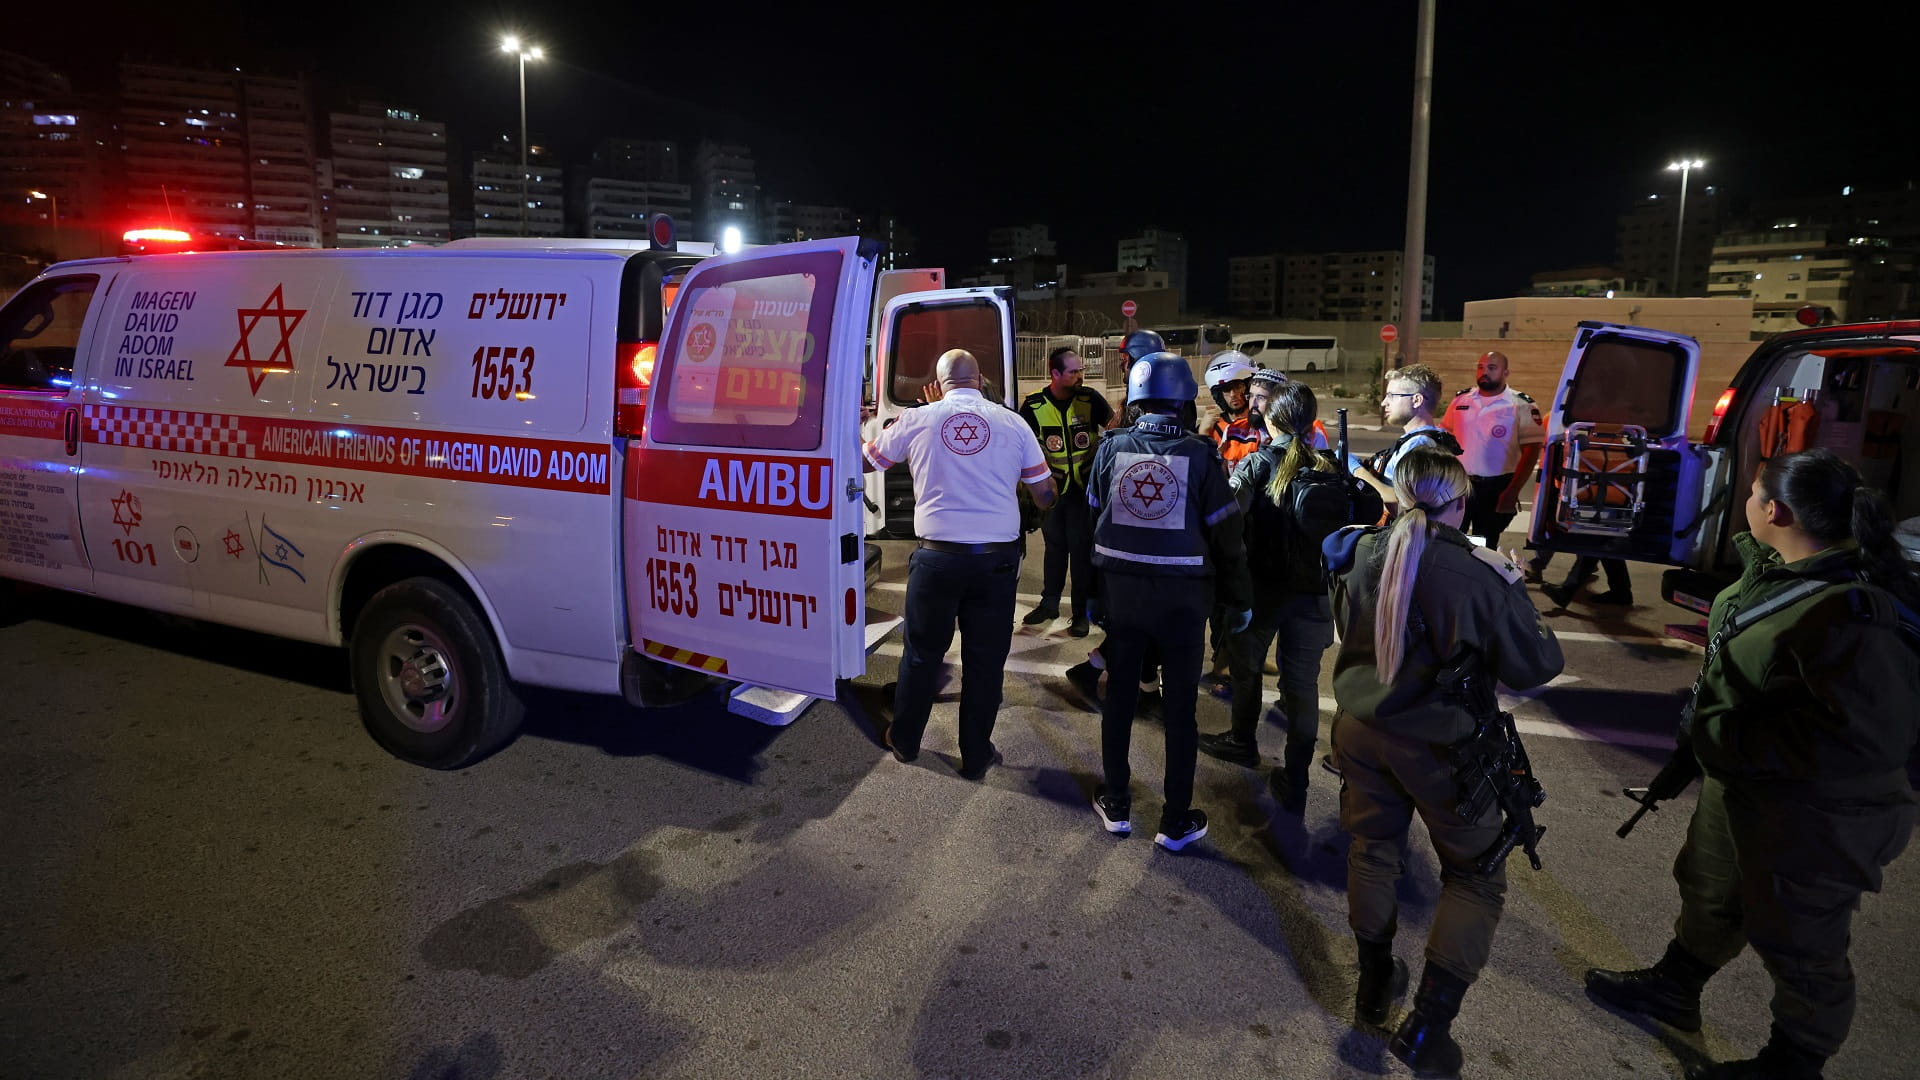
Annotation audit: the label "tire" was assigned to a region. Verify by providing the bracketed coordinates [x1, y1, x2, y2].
[1305, 362, 1317, 372]
[349, 576, 523, 769]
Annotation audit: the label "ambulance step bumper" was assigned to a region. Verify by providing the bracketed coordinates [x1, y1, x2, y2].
[728, 684, 814, 726]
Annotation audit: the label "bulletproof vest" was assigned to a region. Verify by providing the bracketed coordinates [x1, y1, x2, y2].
[1024, 388, 1102, 489]
[1090, 420, 1221, 579]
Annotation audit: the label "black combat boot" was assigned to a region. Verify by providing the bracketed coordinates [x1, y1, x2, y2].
[1266, 737, 1315, 814]
[1684, 1023, 1828, 1080]
[1389, 962, 1469, 1077]
[1584, 940, 1716, 1033]
[1354, 935, 1409, 1027]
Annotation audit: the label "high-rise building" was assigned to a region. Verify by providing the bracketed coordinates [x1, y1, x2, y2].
[576, 136, 689, 239]
[471, 135, 563, 237]
[1278, 250, 1434, 321]
[592, 138, 679, 184]
[1227, 253, 1281, 316]
[694, 139, 757, 243]
[1708, 225, 1916, 337]
[0, 51, 108, 256]
[856, 212, 916, 271]
[321, 103, 450, 247]
[987, 224, 1056, 261]
[762, 199, 856, 243]
[1616, 186, 1721, 296]
[239, 74, 320, 247]
[1118, 229, 1188, 307]
[116, 64, 251, 240]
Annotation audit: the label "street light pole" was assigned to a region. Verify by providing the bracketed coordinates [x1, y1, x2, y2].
[1666, 158, 1704, 296]
[1398, 0, 1436, 364]
[500, 36, 543, 238]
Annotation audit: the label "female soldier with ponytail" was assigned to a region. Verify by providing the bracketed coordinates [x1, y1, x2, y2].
[1323, 448, 1564, 1076]
[1585, 449, 1919, 1080]
[1197, 381, 1355, 812]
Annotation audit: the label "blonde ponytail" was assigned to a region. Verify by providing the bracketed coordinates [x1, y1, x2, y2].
[1373, 449, 1472, 682]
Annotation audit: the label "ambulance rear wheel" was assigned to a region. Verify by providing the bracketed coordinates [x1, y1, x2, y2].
[351, 577, 523, 769]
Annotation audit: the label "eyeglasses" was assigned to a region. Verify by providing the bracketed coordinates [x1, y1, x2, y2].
[1383, 391, 1418, 399]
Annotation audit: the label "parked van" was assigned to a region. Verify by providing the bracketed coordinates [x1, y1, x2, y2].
[1231, 333, 1342, 372]
[0, 231, 1015, 767]
[1526, 318, 1920, 636]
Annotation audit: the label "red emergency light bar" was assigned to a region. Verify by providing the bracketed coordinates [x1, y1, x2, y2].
[123, 228, 193, 243]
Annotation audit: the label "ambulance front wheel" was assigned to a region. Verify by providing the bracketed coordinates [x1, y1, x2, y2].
[350, 576, 524, 769]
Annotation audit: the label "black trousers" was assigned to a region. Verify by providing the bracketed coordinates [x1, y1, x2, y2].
[1464, 472, 1518, 549]
[1099, 571, 1208, 826]
[1561, 554, 1631, 595]
[1038, 487, 1094, 618]
[890, 546, 1020, 769]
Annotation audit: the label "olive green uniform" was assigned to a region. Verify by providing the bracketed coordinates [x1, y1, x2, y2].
[1673, 533, 1918, 1057]
[1327, 524, 1564, 981]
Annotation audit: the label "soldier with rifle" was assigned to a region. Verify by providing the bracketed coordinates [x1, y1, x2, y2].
[1323, 448, 1564, 1077]
[1587, 450, 1920, 1080]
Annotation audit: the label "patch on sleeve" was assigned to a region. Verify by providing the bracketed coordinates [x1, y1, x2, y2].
[1470, 543, 1525, 585]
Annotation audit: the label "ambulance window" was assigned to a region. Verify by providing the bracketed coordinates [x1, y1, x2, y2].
[0, 275, 97, 393]
[1564, 335, 1690, 432]
[648, 252, 841, 451]
[888, 300, 1006, 405]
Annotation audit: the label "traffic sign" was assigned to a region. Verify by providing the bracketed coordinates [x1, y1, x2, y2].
[1120, 300, 1137, 318]
[1380, 323, 1399, 343]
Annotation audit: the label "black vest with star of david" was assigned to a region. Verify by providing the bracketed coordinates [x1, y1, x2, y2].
[1087, 419, 1229, 579]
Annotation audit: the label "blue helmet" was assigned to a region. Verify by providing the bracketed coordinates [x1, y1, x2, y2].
[1120, 329, 1166, 362]
[1126, 351, 1198, 404]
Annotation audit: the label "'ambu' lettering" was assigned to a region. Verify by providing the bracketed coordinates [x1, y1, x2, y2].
[696, 458, 830, 510]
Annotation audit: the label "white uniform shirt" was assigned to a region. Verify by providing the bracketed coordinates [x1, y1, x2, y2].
[1384, 423, 1447, 480]
[863, 388, 1050, 542]
[1444, 387, 1545, 477]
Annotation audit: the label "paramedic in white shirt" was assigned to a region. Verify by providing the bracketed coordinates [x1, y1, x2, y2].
[862, 349, 1056, 780]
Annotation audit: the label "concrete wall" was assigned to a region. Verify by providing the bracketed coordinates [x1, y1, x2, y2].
[1416, 297, 1757, 439]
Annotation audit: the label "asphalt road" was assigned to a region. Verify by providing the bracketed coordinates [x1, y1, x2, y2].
[3, 542, 1917, 1080]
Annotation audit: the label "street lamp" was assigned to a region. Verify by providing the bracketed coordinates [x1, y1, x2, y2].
[1665, 158, 1705, 296]
[27, 189, 57, 226]
[500, 36, 545, 237]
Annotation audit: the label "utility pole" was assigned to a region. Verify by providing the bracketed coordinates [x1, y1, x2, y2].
[1398, 0, 1437, 363]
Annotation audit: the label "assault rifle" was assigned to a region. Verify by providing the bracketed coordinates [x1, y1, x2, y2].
[1438, 648, 1547, 873]
[1615, 738, 1702, 838]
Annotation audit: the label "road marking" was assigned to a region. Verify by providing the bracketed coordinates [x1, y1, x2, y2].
[869, 645, 1679, 750]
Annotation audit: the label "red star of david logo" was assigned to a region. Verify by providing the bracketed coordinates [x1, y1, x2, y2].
[951, 421, 981, 445]
[226, 284, 307, 394]
[1129, 474, 1166, 506]
[222, 529, 246, 557]
[110, 490, 142, 535]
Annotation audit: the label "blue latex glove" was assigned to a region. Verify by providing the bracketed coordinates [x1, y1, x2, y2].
[1227, 608, 1252, 635]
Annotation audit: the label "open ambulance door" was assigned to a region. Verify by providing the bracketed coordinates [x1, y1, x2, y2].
[864, 286, 1017, 539]
[1527, 321, 1725, 566]
[861, 269, 943, 536]
[623, 236, 879, 719]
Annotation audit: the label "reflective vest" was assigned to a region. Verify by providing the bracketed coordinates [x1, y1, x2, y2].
[1022, 388, 1103, 490]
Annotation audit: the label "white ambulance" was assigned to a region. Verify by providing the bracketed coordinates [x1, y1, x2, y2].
[0, 228, 1014, 768]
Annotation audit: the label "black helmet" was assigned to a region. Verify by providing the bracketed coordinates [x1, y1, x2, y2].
[1120, 329, 1166, 362]
[1126, 350, 1199, 405]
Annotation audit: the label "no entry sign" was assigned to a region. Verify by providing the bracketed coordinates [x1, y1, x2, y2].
[1380, 323, 1399, 344]
[1120, 300, 1137, 318]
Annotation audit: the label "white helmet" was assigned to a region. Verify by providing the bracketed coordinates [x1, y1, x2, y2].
[1204, 351, 1256, 389]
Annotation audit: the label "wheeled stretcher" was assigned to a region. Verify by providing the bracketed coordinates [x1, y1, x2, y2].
[1551, 422, 1652, 537]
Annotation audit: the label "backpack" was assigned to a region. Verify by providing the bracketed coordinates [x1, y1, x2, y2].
[1257, 454, 1384, 593]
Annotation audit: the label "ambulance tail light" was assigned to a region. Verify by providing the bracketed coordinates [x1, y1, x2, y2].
[1703, 386, 1736, 443]
[615, 341, 657, 438]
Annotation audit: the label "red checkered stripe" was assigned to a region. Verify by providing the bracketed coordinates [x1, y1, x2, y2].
[84, 405, 256, 458]
[642, 638, 729, 674]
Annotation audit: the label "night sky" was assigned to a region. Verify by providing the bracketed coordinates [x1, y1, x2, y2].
[14, 2, 1919, 315]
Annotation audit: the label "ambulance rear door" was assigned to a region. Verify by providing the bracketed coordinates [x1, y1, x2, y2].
[861, 269, 944, 536]
[865, 286, 1017, 538]
[623, 236, 878, 700]
[1528, 321, 1724, 566]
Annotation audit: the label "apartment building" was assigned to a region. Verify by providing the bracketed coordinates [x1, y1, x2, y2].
[1228, 253, 1280, 316]
[117, 64, 251, 240]
[238, 74, 320, 247]
[988, 224, 1056, 261]
[322, 103, 450, 247]
[1708, 225, 1917, 336]
[1279, 250, 1434, 321]
[1616, 186, 1720, 296]
[694, 139, 757, 243]
[471, 136, 563, 237]
[1118, 228, 1188, 307]
[576, 137, 689, 240]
